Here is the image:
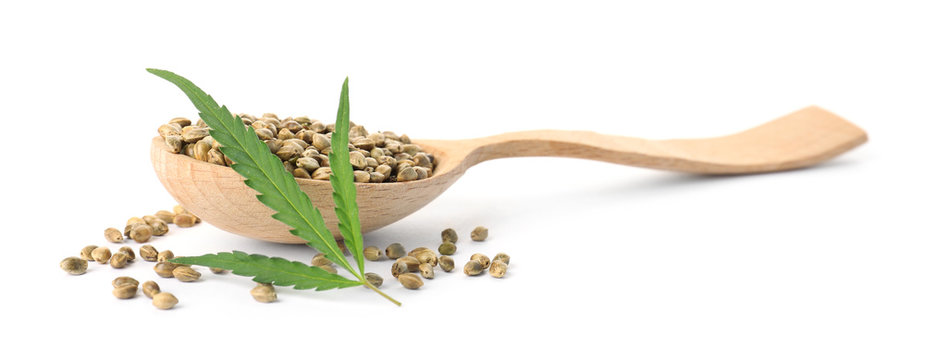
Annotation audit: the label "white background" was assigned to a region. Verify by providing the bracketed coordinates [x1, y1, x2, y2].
[2, 1, 923, 358]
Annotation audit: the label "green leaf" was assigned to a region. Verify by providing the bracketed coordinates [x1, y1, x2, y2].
[146, 68, 359, 280]
[171, 252, 362, 291]
[328, 77, 365, 274]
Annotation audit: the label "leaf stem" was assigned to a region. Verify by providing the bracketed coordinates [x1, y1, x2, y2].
[364, 282, 401, 306]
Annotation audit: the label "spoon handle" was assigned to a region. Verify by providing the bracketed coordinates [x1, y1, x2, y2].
[443, 106, 866, 174]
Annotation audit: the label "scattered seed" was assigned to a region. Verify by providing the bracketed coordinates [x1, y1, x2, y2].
[365, 273, 384, 288]
[420, 263, 434, 279]
[139, 245, 158, 262]
[172, 266, 201, 282]
[91, 247, 112, 264]
[142, 281, 160, 298]
[492, 253, 510, 265]
[173, 205, 188, 215]
[174, 213, 196, 228]
[153, 262, 178, 278]
[112, 284, 138, 299]
[209, 267, 228, 274]
[470, 253, 490, 269]
[363, 246, 382, 261]
[155, 210, 175, 224]
[112, 276, 139, 288]
[391, 261, 409, 278]
[319, 264, 337, 274]
[110, 252, 130, 269]
[104, 227, 124, 243]
[409, 247, 438, 266]
[152, 292, 178, 309]
[157, 250, 174, 263]
[250, 283, 277, 303]
[463, 260, 483, 276]
[79, 245, 98, 261]
[385, 243, 406, 259]
[437, 256, 455, 272]
[130, 224, 154, 243]
[471, 226, 488, 241]
[126, 217, 146, 226]
[60, 257, 88, 275]
[438, 242, 456, 255]
[489, 261, 508, 278]
[398, 273, 424, 289]
[311, 253, 332, 267]
[396, 256, 421, 272]
[146, 218, 169, 236]
[441, 228, 458, 243]
[118, 246, 135, 261]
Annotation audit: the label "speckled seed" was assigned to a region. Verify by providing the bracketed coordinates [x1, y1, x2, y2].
[353, 170, 371, 183]
[153, 262, 179, 278]
[398, 273, 423, 289]
[489, 261, 508, 278]
[438, 256, 455, 272]
[146, 218, 169, 236]
[419, 263, 434, 279]
[441, 228, 458, 243]
[464, 260, 484, 276]
[172, 266, 201, 282]
[174, 214, 196, 228]
[155, 250, 173, 262]
[130, 224, 154, 243]
[139, 245, 158, 262]
[319, 264, 337, 274]
[142, 281, 160, 298]
[60, 257, 88, 275]
[112, 284, 137, 299]
[116, 247, 134, 261]
[396, 167, 419, 182]
[311, 253, 332, 266]
[409, 247, 438, 266]
[112, 276, 139, 288]
[104, 227, 123, 243]
[470, 253, 490, 269]
[110, 252, 130, 269]
[153, 292, 178, 309]
[91, 247, 112, 264]
[396, 256, 421, 272]
[471, 226, 488, 241]
[363, 246, 381, 261]
[80, 245, 98, 261]
[492, 253, 511, 265]
[391, 261, 409, 278]
[250, 283, 277, 303]
[210, 267, 228, 274]
[385, 243, 406, 260]
[155, 210, 175, 224]
[438, 242, 456, 255]
[365, 273, 384, 288]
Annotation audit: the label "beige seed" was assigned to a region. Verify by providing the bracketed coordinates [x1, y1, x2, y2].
[142, 281, 160, 298]
[312, 133, 331, 150]
[209, 267, 228, 274]
[104, 227, 123, 243]
[139, 245, 158, 262]
[79, 245, 98, 261]
[311, 253, 332, 266]
[250, 283, 277, 303]
[438, 242, 456, 255]
[153, 262, 178, 278]
[471, 226, 489, 241]
[349, 151, 367, 169]
[420, 263, 434, 279]
[493, 253, 511, 265]
[110, 252, 130, 269]
[441, 228, 458, 243]
[112, 284, 138, 299]
[60, 257, 88, 275]
[180, 126, 209, 143]
[126, 217, 146, 226]
[396, 167, 418, 182]
[396, 256, 421, 272]
[363, 246, 381, 261]
[112, 276, 139, 288]
[169, 117, 192, 127]
[312, 167, 333, 180]
[118, 246, 135, 261]
[158, 123, 182, 137]
[409, 247, 438, 266]
[375, 164, 392, 178]
[91, 247, 112, 264]
[173, 205, 188, 215]
[174, 213, 196, 228]
[391, 261, 409, 278]
[489, 261, 508, 278]
[385, 243, 405, 260]
[463, 260, 483, 276]
[319, 264, 337, 274]
[369, 172, 386, 183]
[438, 256, 455, 272]
[398, 273, 423, 289]
[470, 253, 490, 269]
[353, 170, 371, 183]
[130, 224, 154, 243]
[365, 273, 384, 288]
[146, 218, 169, 236]
[155, 210, 175, 224]
[173, 266, 201, 282]
[157, 250, 174, 263]
[152, 292, 179, 309]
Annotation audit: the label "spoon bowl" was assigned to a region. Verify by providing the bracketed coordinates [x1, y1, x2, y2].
[150, 106, 867, 244]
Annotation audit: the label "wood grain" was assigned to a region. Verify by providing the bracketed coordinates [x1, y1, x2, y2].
[150, 105, 867, 244]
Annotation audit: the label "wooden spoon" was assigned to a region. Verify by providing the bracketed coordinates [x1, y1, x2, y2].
[150, 106, 866, 244]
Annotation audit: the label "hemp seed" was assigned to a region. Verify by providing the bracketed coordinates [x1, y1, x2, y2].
[250, 283, 277, 303]
[471, 226, 488, 241]
[91, 247, 112, 264]
[112, 284, 138, 299]
[398, 273, 423, 290]
[438, 256, 455, 272]
[174, 213, 196, 228]
[311, 253, 332, 266]
[492, 253, 510, 265]
[438, 242, 456, 255]
[110, 252, 130, 269]
[112, 276, 139, 288]
[396, 256, 421, 272]
[489, 261, 508, 278]
[470, 253, 490, 269]
[172, 266, 201, 282]
[391, 261, 409, 278]
[363, 246, 382, 261]
[104, 227, 124, 243]
[463, 260, 483, 276]
[130, 224, 154, 243]
[419, 263, 434, 279]
[142, 281, 160, 298]
[409, 247, 438, 266]
[118, 246, 135, 261]
[139, 245, 158, 262]
[157, 250, 174, 263]
[365, 273, 384, 288]
[209, 267, 228, 274]
[153, 262, 179, 278]
[60, 257, 88, 275]
[441, 228, 458, 243]
[152, 292, 178, 309]
[385, 243, 405, 260]
[154, 210, 175, 224]
[79, 245, 98, 261]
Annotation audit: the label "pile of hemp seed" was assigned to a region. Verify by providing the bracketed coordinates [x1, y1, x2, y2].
[157, 113, 436, 183]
